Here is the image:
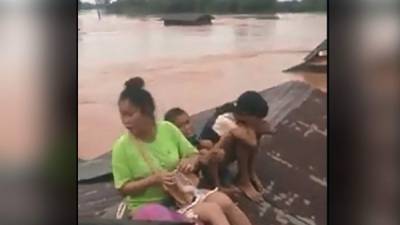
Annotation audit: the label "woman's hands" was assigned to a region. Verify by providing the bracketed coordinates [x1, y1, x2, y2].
[177, 156, 198, 173]
[152, 154, 200, 188]
[119, 171, 175, 196]
[152, 171, 176, 186]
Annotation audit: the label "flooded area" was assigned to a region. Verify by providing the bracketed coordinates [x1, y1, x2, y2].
[78, 11, 326, 159]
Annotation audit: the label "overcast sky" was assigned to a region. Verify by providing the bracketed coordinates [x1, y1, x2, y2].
[81, 0, 117, 3]
[81, 0, 300, 3]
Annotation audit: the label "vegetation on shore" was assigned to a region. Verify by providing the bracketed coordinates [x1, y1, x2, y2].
[79, 0, 326, 14]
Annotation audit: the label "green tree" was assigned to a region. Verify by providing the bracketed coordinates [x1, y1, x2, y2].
[165, 0, 197, 12]
[301, 0, 326, 11]
[79, 0, 95, 10]
[238, 0, 276, 13]
[105, 0, 325, 14]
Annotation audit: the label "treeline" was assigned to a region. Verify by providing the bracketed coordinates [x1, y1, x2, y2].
[104, 0, 274, 14]
[79, 0, 111, 10]
[277, 0, 326, 12]
[105, 0, 326, 15]
[79, 0, 95, 10]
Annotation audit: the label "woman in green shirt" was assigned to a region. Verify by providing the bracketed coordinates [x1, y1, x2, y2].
[112, 77, 253, 225]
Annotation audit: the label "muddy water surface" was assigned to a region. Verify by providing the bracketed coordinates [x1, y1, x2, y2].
[78, 11, 326, 159]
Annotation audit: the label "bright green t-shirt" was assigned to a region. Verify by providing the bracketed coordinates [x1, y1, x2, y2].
[112, 121, 197, 210]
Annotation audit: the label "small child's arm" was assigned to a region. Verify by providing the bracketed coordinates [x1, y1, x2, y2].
[214, 132, 234, 149]
[198, 140, 214, 149]
[256, 120, 277, 135]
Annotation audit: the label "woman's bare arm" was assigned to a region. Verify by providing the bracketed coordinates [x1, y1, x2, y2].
[119, 174, 162, 196]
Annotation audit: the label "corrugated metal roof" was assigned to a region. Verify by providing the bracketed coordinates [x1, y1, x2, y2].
[78, 153, 112, 182]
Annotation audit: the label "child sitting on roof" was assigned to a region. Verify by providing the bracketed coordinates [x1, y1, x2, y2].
[199, 91, 276, 203]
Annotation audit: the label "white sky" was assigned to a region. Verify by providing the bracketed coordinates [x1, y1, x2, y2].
[81, 0, 97, 3]
[81, 0, 117, 3]
[81, 0, 300, 3]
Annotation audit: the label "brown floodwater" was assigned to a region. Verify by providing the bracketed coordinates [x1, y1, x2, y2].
[78, 11, 326, 159]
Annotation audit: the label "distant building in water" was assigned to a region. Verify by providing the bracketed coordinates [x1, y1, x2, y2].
[304, 39, 327, 64]
[161, 13, 215, 26]
[284, 39, 327, 73]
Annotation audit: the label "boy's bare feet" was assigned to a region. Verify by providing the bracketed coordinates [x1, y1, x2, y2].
[236, 181, 263, 203]
[250, 174, 266, 193]
[219, 185, 241, 195]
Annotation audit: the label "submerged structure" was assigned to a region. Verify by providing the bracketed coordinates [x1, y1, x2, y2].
[78, 81, 326, 225]
[234, 14, 280, 20]
[161, 13, 215, 26]
[284, 39, 327, 73]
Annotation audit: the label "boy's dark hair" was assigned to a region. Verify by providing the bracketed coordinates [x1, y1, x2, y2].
[214, 102, 235, 117]
[119, 77, 156, 119]
[213, 91, 269, 118]
[164, 107, 187, 123]
[235, 91, 269, 118]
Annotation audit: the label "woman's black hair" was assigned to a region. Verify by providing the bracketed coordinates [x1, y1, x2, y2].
[214, 91, 268, 118]
[119, 77, 155, 119]
[164, 107, 187, 123]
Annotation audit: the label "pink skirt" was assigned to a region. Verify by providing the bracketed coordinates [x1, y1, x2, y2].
[133, 203, 188, 222]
